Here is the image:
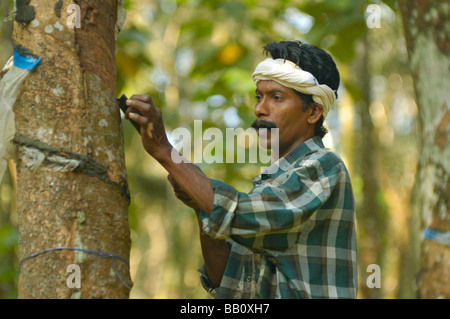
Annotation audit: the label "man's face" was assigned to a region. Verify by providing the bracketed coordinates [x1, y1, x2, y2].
[252, 80, 315, 157]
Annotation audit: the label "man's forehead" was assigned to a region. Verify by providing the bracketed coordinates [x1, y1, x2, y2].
[256, 80, 295, 94]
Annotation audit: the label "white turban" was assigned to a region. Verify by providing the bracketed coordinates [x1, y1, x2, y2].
[252, 58, 336, 117]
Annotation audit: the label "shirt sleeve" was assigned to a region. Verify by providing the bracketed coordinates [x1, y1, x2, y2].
[198, 264, 218, 298]
[199, 153, 344, 252]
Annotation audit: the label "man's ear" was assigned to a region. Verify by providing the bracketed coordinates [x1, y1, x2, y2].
[307, 103, 324, 124]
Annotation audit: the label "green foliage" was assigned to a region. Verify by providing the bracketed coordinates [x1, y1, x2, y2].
[0, 170, 18, 299]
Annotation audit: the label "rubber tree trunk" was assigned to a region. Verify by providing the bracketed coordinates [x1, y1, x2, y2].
[399, 0, 450, 299]
[12, 0, 132, 298]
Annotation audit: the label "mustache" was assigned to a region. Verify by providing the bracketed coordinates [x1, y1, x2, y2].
[251, 119, 277, 130]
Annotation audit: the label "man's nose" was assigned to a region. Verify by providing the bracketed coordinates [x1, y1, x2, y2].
[254, 97, 270, 117]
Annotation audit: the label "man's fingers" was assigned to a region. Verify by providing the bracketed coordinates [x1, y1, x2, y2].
[128, 112, 147, 126]
[126, 98, 151, 116]
[129, 94, 153, 104]
[126, 99, 154, 137]
[124, 107, 141, 119]
[126, 97, 162, 133]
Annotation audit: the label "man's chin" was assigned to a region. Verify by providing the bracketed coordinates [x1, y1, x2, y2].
[258, 133, 271, 149]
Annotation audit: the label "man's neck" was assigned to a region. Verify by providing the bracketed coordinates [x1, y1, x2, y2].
[278, 134, 315, 159]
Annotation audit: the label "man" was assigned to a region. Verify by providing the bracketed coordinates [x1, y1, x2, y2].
[125, 40, 357, 299]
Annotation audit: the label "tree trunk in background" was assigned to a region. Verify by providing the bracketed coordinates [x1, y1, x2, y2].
[12, 0, 132, 298]
[353, 31, 389, 299]
[399, 0, 450, 299]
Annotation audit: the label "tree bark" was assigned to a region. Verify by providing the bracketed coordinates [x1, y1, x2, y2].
[352, 30, 389, 299]
[11, 0, 132, 298]
[399, 0, 450, 299]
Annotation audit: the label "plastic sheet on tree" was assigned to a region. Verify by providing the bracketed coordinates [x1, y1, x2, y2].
[116, 0, 127, 39]
[0, 49, 41, 185]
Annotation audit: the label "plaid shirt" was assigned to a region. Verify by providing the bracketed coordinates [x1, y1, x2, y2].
[198, 136, 357, 299]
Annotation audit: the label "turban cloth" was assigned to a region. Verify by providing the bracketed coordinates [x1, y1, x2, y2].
[252, 58, 336, 118]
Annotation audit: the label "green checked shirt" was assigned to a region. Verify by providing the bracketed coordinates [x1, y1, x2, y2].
[198, 136, 357, 299]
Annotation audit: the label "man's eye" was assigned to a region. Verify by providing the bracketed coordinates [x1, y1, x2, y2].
[274, 95, 283, 101]
[256, 95, 262, 101]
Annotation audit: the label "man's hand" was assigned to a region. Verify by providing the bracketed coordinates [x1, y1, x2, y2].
[125, 95, 172, 161]
[126, 93, 214, 215]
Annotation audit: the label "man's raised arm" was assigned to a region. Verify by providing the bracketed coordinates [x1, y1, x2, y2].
[125, 94, 214, 214]
[125, 94, 229, 289]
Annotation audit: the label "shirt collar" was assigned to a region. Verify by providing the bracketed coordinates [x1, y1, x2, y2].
[253, 136, 325, 183]
[283, 136, 325, 165]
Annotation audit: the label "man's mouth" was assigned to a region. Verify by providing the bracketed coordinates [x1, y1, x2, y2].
[251, 119, 277, 130]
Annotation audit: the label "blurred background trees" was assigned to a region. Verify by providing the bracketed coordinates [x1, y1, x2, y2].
[1, 0, 444, 298]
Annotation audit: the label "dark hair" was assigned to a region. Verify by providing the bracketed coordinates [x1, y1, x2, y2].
[262, 41, 340, 138]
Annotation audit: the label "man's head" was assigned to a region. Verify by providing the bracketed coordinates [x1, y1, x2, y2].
[252, 41, 340, 145]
